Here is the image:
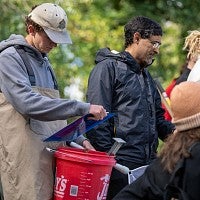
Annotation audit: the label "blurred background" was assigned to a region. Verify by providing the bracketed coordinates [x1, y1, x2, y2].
[1, 0, 199, 100]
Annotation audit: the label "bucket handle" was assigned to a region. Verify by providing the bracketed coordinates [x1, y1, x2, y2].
[57, 150, 93, 163]
[46, 148, 93, 163]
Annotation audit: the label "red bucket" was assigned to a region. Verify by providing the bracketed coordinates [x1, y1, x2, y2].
[53, 147, 116, 200]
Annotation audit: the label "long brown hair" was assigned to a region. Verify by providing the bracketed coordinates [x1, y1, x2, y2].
[158, 127, 200, 173]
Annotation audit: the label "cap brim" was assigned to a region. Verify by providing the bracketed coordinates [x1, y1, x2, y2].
[44, 28, 72, 44]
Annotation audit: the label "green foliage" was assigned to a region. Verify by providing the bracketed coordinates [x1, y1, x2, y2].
[1, 0, 200, 97]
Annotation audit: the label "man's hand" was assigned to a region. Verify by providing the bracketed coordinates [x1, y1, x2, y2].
[82, 140, 96, 151]
[89, 104, 107, 120]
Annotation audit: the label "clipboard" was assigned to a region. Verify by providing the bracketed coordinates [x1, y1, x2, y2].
[44, 113, 115, 142]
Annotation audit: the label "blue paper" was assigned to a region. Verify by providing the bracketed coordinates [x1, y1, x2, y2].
[43, 113, 115, 142]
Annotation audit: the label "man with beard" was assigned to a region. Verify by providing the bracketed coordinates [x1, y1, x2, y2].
[86, 16, 175, 199]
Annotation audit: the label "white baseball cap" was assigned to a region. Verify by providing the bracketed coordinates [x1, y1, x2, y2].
[28, 3, 72, 44]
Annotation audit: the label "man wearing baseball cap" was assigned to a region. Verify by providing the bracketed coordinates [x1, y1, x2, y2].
[0, 3, 107, 200]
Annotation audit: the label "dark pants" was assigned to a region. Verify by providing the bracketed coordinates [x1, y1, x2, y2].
[106, 161, 142, 200]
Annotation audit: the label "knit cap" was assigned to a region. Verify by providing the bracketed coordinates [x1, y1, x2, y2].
[171, 81, 200, 131]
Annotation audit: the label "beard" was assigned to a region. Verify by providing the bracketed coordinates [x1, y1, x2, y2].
[142, 58, 155, 69]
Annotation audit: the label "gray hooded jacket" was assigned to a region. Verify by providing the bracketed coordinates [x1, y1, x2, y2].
[0, 34, 90, 143]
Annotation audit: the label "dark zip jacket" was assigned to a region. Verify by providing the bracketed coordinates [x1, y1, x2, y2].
[113, 142, 200, 200]
[86, 48, 174, 166]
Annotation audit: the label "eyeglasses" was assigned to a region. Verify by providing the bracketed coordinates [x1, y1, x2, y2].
[148, 40, 161, 49]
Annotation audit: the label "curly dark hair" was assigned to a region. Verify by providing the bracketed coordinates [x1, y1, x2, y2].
[24, 5, 44, 33]
[124, 16, 163, 48]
